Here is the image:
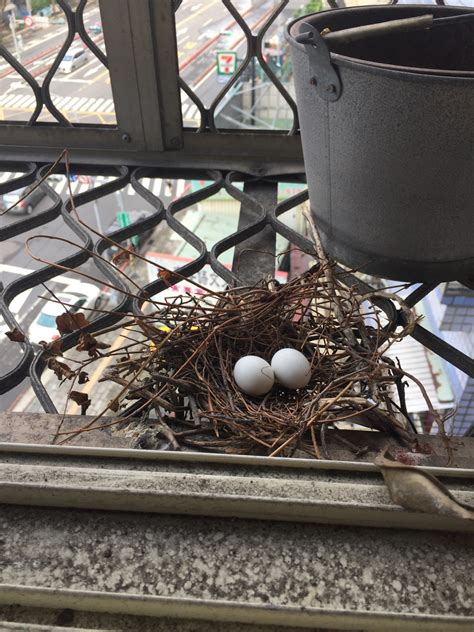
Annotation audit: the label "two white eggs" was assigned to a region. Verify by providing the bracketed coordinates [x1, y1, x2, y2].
[233, 348, 311, 397]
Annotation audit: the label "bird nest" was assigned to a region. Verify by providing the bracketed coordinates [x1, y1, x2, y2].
[1, 156, 450, 458]
[46, 259, 445, 457]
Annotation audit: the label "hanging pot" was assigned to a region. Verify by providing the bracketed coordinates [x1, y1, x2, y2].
[286, 5, 474, 282]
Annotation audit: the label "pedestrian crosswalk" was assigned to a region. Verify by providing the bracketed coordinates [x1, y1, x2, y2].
[181, 97, 200, 124]
[0, 173, 171, 200]
[0, 93, 115, 114]
[1, 91, 201, 122]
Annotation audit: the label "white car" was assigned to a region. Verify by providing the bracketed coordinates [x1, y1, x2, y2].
[28, 282, 104, 343]
[58, 47, 88, 73]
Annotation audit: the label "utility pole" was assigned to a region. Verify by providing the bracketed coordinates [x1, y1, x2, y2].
[26, 0, 33, 15]
[5, 3, 21, 62]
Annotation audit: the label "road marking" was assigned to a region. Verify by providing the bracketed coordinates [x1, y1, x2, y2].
[203, 18, 213, 26]
[53, 96, 71, 109]
[77, 183, 90, 194]
[96, 98, 114, 112]
[176, 180, 186, 197]
[0, 264, 74, 285]
[53, 179, 65, 194]
[90, 68, 110, 85]
[176, 27, 188, 37]
[83, 63, 103, 78]
[73, 96, 89, 110]
[7, 288, 32, 316]
[56, 78, 90, 84]
[197, 33, 208, 40]
[66, 96, 80, 109]
[0, 94, 23, 107]
[175, 0, 219, 27]
[13, 95, 31, 108]
[191, 3, 203, 11]
[82, 97, 97, 111]
[92, 97, 105, 111]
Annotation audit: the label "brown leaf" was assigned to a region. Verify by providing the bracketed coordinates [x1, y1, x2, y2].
[39, 338, 63, 356]
[159, 268, 172, 281]
[112, 251, 131, 267]
[48, 358, 75, 381]
[68, 390, 91, 415]
[78, 371, 89, 384]
[375, 454, 474, 521]
[5, 328, 25, 342]
[76, 332, 110, 357]
[108, 397, 121, 412]
[56, 311, 90, 335]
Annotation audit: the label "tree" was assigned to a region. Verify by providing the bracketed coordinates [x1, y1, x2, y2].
[293, 0, 323, 19]
[305, 0, 323, 12]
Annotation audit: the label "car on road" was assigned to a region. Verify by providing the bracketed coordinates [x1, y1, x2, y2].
[28, 282, 105, 343]
[0, 183, 46, 215]
[88, 21, 102, 34]
[58, 47, 88, 74]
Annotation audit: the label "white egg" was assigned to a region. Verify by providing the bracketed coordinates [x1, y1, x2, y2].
[271, 348, 311, 390]
[233, 355, 274, 397]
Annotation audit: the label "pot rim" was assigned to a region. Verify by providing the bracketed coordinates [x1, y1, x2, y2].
[286, 5, 474, 80]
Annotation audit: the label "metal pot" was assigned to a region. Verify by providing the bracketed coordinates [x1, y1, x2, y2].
[286, 5, 474, 282]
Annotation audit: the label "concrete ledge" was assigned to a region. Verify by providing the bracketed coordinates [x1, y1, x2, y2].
[0, 506, 473, 631]
[1, 414, 473, 630]
[0, 445, 473, 532]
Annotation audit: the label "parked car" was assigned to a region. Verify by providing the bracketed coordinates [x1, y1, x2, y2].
[0, 183, 46, 215]
[88, 21, 102, 34]
[59, 47, 88, 73]
[28, 282, 105, 343]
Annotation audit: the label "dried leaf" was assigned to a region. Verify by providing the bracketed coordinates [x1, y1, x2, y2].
[40, 338, 63, 356]
[78, 371, 89, 384]
[5, 328, 25, 342]
[159, 269, 172, 281]
[108, 397, 121, 412]
[69, 390, 91, 415]
[48, 358, 75, 381]
[112, 251, 131, 267]
[76, 332, 110, 357]
[56, 311, 90, 335]
[375, 454, 474, 521]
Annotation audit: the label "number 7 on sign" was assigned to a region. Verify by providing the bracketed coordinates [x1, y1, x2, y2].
[216, 51, 237, 76]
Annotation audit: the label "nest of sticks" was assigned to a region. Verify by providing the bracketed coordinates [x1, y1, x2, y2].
[1, 155, 449, 457]
[55, 255, 445, 457]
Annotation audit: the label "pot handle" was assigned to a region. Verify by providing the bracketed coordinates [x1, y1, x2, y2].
[295, 22, 341, 102]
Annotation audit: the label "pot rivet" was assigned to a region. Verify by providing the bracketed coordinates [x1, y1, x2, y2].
[309, 77, 317, 86]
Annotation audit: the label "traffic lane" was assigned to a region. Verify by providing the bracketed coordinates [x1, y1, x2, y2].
[1, 0, 242, 125]
[0, 177, 165, 316]
[0, 49, 114, 125]
[180, 0, 272, 96]
[0, 4, 101, 80]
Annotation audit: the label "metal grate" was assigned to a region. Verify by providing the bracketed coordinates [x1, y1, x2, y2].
[0, 163, 472, 413]
[0, 0, 472, 431]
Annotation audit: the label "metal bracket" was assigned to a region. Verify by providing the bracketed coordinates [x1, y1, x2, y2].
[295, 22, 341, 102]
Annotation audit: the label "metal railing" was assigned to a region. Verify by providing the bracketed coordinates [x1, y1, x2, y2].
[0, 0, 472, 425]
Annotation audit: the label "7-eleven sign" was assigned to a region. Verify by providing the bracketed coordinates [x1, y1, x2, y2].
[216, 51, 237, 76]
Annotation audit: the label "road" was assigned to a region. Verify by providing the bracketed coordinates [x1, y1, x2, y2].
[0, 173, 185, 411]
[0, 0, 281, 126]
